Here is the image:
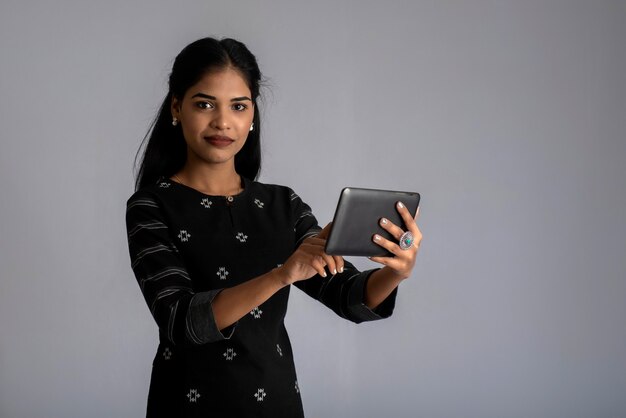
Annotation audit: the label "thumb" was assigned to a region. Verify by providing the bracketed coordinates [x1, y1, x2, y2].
[317, 222, 333, 239]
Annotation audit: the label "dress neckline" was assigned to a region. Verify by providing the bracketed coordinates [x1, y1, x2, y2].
[164, 175, 251, 200]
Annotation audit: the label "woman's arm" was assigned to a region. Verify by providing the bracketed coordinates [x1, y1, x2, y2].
[215, 196, 424, 328]
[364, 267, 406, 310]
[212, 222, 342, 330]
[127, 189, 339, 339]
[365, 203, 422, 309]
[211, 269, 285, 331]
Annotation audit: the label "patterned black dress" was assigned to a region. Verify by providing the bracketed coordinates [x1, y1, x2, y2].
[125, 176, 397, 417]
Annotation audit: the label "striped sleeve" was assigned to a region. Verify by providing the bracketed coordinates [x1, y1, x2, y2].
[287, 188, 397, 323]
[126, 192, 234, 345]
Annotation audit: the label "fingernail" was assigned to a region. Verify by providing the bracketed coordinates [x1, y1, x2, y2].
[397, 201, 404, 209]
[339, 267, 344, 273]
[332, 269, 337, 275]
[322, 272, 327, 277]
[380, 218, 388, 225]
[374, 235, 381, 241]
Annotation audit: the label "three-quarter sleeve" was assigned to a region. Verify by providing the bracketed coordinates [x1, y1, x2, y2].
[126, 192, 235, 345]
[287, 188, 397, 323]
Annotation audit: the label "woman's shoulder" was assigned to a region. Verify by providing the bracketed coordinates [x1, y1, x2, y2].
[248, 179, 301, 201]
[246, 179, 290, 194]
[126, 177, 176, 207]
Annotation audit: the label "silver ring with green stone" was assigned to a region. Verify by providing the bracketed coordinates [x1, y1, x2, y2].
[399, 231, 414, 251]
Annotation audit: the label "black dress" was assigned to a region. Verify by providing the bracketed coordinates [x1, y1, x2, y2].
[125, 176, 397, 417]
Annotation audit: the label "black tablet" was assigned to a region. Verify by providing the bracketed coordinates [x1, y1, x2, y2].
[324, 187, 420, 257]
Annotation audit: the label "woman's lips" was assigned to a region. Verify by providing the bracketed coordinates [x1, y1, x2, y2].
[205, 135, 234, 147]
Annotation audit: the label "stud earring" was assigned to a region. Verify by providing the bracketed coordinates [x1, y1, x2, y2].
[172, 118, 179, 126]
[249, 123, 254, 132]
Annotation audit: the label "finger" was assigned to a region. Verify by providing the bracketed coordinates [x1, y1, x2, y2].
[303, 237, 328, 246]
[372, 233, 401, 256]
[368, 256, 410, 279]
[368, 255, 393, 266]
[300, 239, 340, 272]
[368, 254, 406, 270]
[320, 253, 337, 275]
[311, 255, 328, 277]
[298, 242, 323, 254]
[379, 217, 405, 241]
[317, 222, 333, 240]
[413, 225, 423, 248]
[397, 201, 419, 235]
[333, 255, 345, 274]
[368, 256, 406, 275]
[300, 246, 326, 265]
[414, 206, 420, 221]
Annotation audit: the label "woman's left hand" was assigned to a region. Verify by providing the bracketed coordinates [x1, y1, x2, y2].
[369, 202, 422, 280]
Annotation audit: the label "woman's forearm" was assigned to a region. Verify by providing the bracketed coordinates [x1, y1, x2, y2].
[212, 268, 288, 331]
[364, 267, 406, 310]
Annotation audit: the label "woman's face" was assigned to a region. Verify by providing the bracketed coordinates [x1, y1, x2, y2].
[171, 68, 254, 170]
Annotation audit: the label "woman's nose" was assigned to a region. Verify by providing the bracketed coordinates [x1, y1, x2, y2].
[210, 110, 229, 130]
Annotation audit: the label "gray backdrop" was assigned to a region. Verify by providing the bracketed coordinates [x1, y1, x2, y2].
[1, 1, 625, 417]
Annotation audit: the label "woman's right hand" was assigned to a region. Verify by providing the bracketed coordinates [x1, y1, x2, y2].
[275, 223, 345, 286]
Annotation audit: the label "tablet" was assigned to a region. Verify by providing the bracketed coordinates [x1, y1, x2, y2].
[324, 187, 420, 257]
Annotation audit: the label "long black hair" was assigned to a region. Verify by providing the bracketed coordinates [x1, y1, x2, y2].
[134, 37, 263, 191]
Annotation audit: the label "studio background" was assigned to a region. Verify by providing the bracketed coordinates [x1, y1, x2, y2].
[1, 1, 625, 417]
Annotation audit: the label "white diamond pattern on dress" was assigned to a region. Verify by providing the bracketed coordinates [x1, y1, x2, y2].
[178, 230, 191, 242]
[223, 348, 237, 361]
[236, 232, 248, 243]
[216, 267, 229, 280]
[254, 198, 264, 208]
[163, 347, 172, 360]
[254, 388, 266, 402]
[187, 388, 201, 403]
[200, 198, 213, 208]
[250, 307, 263, 319]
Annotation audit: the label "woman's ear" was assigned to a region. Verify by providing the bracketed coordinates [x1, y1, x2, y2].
[170, 95, 181, 120]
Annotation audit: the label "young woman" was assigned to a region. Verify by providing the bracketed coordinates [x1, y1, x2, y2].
[126, 37, 422, 417]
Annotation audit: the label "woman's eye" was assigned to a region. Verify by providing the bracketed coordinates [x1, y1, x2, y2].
[232, 103, 247, 111]
[196, 101, 213, 109]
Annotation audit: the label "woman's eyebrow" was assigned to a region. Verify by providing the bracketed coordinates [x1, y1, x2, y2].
[191, 93, 251, 102]
[191, 93, 216, 100]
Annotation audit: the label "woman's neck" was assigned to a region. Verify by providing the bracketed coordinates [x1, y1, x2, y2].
[173, 162, 243, 196]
